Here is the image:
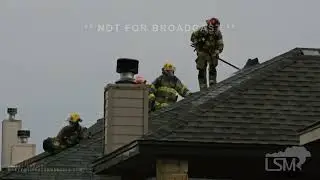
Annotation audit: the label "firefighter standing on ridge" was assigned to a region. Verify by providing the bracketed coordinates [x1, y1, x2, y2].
[149, 62, 191, 111]
[191, 17, 224, 91]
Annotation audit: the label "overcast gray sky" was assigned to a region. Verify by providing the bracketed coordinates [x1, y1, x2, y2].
[1, 0, 320, 160]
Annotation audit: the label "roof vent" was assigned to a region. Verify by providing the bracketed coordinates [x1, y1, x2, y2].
[7, 108, 17, 120]
[115, 58, 139, 84]
[301, 49, 320, 56]
[243, 58, 260, 69]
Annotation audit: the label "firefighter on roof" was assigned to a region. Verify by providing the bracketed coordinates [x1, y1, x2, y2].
[149, 62, 191, 111]
[191, 17, 224, 91]
[134, 75, 156, 112]
[55, 113, 87, 148]
[43, 112, 89, 153]
[134, 74, 147, 84]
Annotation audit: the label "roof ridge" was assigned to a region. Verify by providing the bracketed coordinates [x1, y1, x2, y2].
[150, 48, 303, 117]
[193, 48, 303, 111]
[196, 58, 297, 111]
[146, 48, 303, 140]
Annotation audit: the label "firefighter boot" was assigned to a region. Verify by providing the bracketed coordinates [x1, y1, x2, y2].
[209, 65, 217, 87]
[198, 69, 207, 91]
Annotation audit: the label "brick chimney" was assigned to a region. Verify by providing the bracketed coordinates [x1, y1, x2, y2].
[103, 58, 149, 154]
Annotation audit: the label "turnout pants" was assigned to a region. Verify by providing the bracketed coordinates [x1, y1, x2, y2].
[153, 96, 178, 111]
[195, 51, 218, 91]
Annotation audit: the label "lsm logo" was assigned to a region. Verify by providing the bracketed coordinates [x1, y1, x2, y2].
[265, 146, 311, 172]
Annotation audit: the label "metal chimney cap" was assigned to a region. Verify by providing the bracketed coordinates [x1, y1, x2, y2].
[116, 58, 139, 74]
[7, 108, 17, 116]
[17, 130, 30, 138]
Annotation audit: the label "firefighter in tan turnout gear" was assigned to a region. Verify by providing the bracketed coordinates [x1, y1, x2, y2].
[191, 17, 224, 91]
[149, 62, 191, 111]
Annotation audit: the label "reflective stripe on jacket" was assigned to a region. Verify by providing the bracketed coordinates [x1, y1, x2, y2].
[150, 74, 190, 104]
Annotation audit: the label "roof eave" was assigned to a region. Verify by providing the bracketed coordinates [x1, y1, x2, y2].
[92, 140, 140, 174]
[92, 139, 294, 175]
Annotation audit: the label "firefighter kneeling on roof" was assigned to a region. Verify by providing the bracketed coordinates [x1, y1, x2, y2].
[43, 113, 90, 154]
[148, 62, 191, 111]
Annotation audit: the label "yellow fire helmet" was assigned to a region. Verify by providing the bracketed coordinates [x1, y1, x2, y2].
[163, 61, 176, 72]
[68, 112, 82, 123]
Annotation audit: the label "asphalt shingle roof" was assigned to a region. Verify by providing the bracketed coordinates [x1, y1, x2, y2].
[0, 119, 119, 180]
[144, 47, 320, 145]
[2, 47, 320, 179]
